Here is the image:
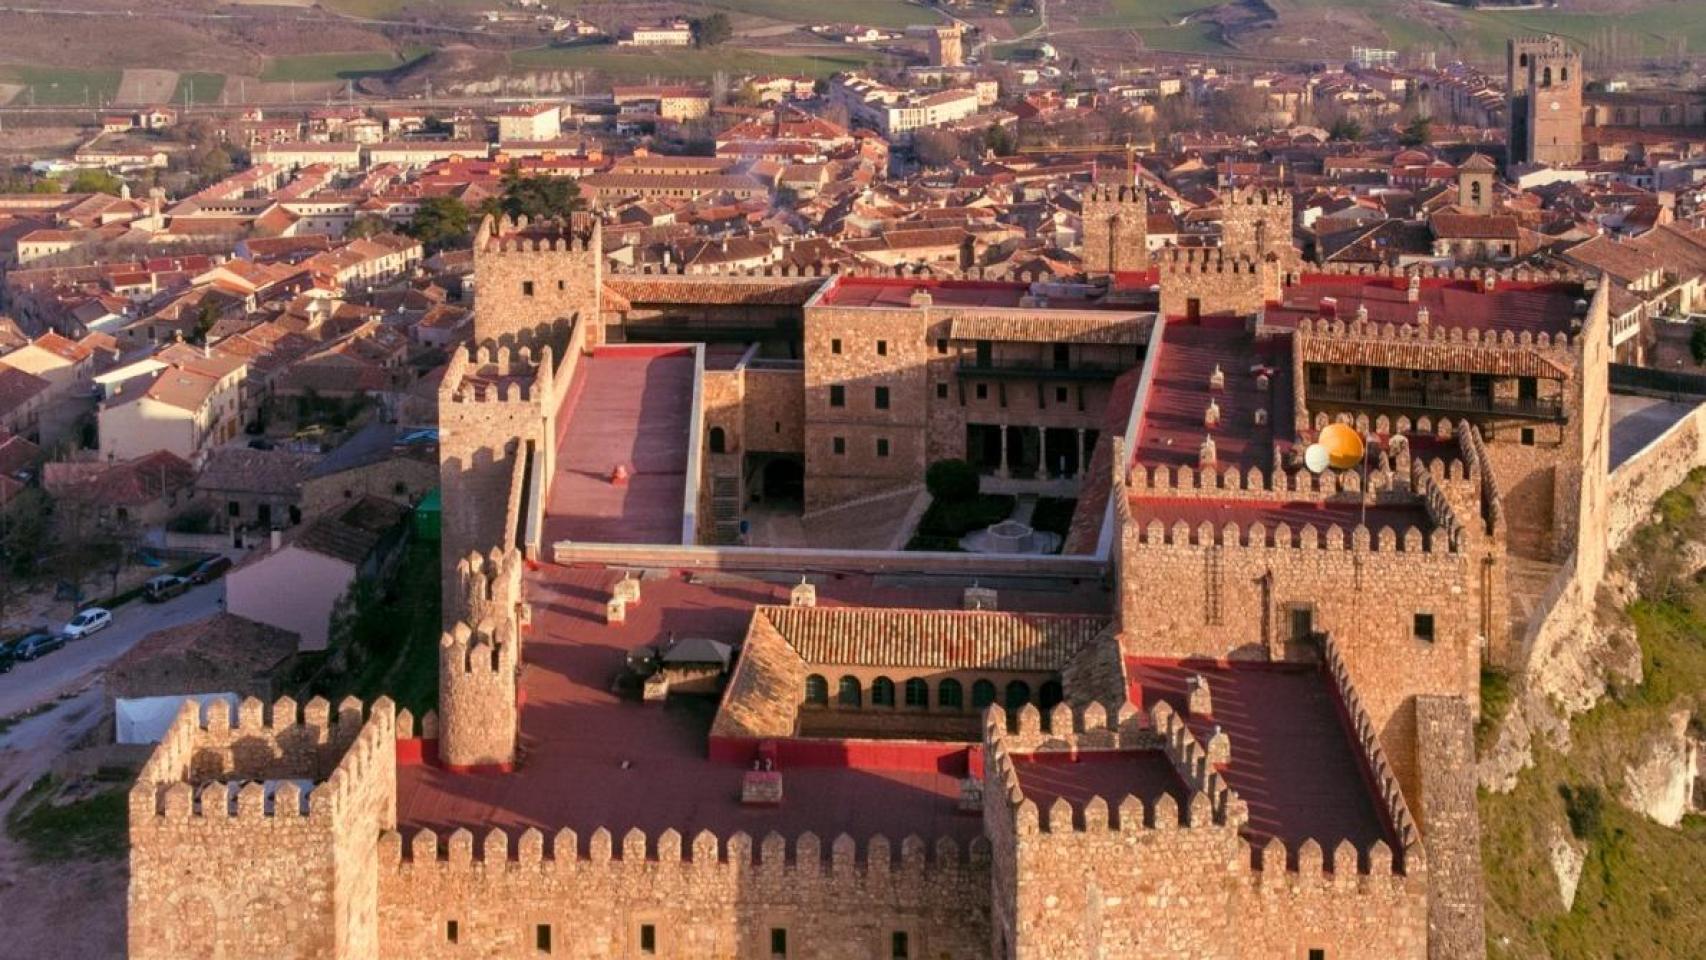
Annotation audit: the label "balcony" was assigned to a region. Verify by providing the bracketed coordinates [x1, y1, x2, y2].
[1305, 383, 1565, 422]
[955, 358, 1126, 381]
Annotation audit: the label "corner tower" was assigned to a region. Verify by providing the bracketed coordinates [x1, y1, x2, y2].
[472, 213, 603, 347]
[438, 547, 525, 770]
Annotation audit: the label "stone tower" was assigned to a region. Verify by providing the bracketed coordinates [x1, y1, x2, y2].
[1457, 153, 1496, 213]
[927, 25, 965, 68]
[1507, 36, 1583, 168]
[438, 548, 525, 770]
[1219, 184, 1293, 262]
[1080, 183, 1148, 276]
[472, 212, 603, 347]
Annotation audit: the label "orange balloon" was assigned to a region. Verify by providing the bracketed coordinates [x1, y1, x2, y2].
[1318, 423, 1365, 470]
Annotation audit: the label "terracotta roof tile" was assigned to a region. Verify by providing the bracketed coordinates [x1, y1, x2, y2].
[756, 605, 1109, 670]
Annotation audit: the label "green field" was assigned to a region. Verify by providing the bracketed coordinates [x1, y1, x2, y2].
[509, 43, 895, 79]
[323, 0, 939, 27]
[0, 66, 122, 106]
[172, 72, 226, 105]
[260, 48, 431, 83]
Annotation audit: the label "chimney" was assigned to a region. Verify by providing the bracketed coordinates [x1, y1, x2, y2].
[1406, 275, 1421, 303]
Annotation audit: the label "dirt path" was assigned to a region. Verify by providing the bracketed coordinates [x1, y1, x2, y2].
[0, 687, 127, 960]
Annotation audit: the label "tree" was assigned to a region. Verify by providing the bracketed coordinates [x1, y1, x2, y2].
[983, 123, 1015, 156]
[1327, 115, 1364, 142]
[1399, 116, 1432, 147]
[1208, 86, 1271, 135]
[408, 195, 472, 252]
[693, 13, 732, 48]
[926, 460, 979, 502]
[66, 169, 124, 195]
[346, 214, 391, 240]
[912, 127, 966, 167]
[191, 300, 220, 345]
[492, 170, 581, 221]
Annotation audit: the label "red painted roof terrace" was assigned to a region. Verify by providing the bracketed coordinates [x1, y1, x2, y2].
[1126, 659, 1398, 856]
[1133, 316, 1295, 472]
[1266, 274, 1585, 336]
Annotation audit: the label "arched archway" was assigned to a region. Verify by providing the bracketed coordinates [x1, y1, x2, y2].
[838, 676, 862, 707]
[1005, 680, 1032, 710]
[938, 679, 964, 711]
[871, 676, 896, 707]
[761, 456, 804, 502]
[805, 674, 828, 705]
[971, 679, 997, 709]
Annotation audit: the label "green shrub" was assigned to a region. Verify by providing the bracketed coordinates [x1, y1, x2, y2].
[925, 459, 979, 502]
[1561, 783, 1605, 842]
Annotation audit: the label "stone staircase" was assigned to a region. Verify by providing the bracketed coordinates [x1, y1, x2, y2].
[710, 472, 741, 544]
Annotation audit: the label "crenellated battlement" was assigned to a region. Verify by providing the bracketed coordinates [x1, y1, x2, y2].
[1126, 515, 1460, 554]
[1294, 311, 1581, 351]
[382, 823, 989, 875]
[475, 212, 600, 254]
[1222, 185, 1290, 209]
[1309, 263, 1578, 283]
[1085, 182, 1145, 205]
[1156, 246, 1272, 274]
[453, 546, 525, 627]
[1320, 634, 1425, 867]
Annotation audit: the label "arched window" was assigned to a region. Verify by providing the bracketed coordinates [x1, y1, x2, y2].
[708, 426, 726, 454]
[1039, 680, 1064, 710]
[904, 677, 929, 708]
[805, 674, 828, 706]
[1471, 181, 1483, 206]
[1560, 67, 1568, 82]
[1542, 66, 1552, 87]
[1519, 53, 1529, 68]
[838, 676, 862, 707]
[872, 676, 896, 707]
[1005, 680, 1031, 710]
[971, 680, 998, 709]
[938, 679, 964, 711]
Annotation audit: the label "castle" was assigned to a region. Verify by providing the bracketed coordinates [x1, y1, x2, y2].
[128, 195, 1632, 958]
[1507, 35, 1585, 168]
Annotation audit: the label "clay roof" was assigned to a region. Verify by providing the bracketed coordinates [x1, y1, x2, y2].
[107, 612, 298, 699]
[196, 447, 320, 495]
[0, 365, 50, 415]
[43, 451, 194, 506]
[1430, 213, 1520, 240]
[754, 605, 1110, 671]
[293, 495, 408, 564]
[947, 313, 1144, 345]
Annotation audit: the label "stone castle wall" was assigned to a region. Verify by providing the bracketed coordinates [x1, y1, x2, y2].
[472, 214, 602, 346]
[1081, 184, 1148, 276]
[128, 696, 398, 960]
[1157, 249, 1281, 318]
[376, 829, 991, 959]
[981, 702, 1428, 960]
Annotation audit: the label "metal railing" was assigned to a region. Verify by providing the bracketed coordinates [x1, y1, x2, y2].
[955, 358, 1127, 381]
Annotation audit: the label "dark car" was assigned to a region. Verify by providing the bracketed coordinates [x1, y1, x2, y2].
[144, 575, 189, 603]
[188, 554, 233, 585]
[13, 631, 66, 660]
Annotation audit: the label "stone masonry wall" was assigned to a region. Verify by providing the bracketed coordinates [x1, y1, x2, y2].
[1157, 250, 1281, 318]
[1081, 184, 1148, 276]
[1608, 401, 1706, 550]
[472, 214, 602, 346]
[1413, 695, 1488, 960]
[376, 829, 991, 959]
[128, 697, 397, 960]
[802, 302, 932, 512]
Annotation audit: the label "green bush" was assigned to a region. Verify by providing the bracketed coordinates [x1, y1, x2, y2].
[925, 459, 979, 502]
[1560, 783, 1605, 842]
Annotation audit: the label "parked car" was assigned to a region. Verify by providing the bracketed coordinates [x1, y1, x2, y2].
[62, 607, 112, 639]
[14, 630, 66, 660]
[143, 574, 189, 603]
[188, 555, 233, 585]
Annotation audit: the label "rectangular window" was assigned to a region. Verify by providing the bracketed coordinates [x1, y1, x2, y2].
[1056, 386, 1068, 403]
[829, 385, 845, 407]
[831, 338, 842, 354]
[875, 386, 890, 409]
[227, 500, 240, 517]
[876, 339, 888, 356]
[877, 438, 890, 457]
[1413, 613, 1435, 643]
[640, 924, 657, 954]
[892, 931, 910, 959]
[936, 382, 948, 399]
[557, 279, 565, 291]
[770, 928, 788, 958]
[833, 436, 846, 455]
[1520, 427, 1535, 446]
[975, 384, 988, 400]
[1308, 951, 1326, 960]
[936, 338, 948, 354]
[521, 280, 535, 297]
[446, 920, 459, 944]
[536, 924, 552, 953]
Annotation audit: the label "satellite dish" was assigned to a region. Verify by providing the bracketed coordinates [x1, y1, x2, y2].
[1318, 422, 1366, 470]
[1304, 443, 1330, 474]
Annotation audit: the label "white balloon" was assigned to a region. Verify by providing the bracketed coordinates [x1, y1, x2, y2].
[1304, 443, 1330, 474]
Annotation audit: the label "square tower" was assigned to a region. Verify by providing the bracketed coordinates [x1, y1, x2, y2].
[1080, 183, 1148, 276]
[1507, 36, 1582, 168]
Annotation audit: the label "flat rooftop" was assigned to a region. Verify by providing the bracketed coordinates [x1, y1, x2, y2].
[816, 275, 1118, 311]
[396, 566, 1112, 843]
[1011, 750, 1188, 814]
[544, 347, 693, 546]
[1265, 275, 1585, 336]
[1127, 659, 1396, 855]
[1134, 316, 1294, 471]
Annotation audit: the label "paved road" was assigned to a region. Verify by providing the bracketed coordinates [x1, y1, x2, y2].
[0, 580, 224, 720]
